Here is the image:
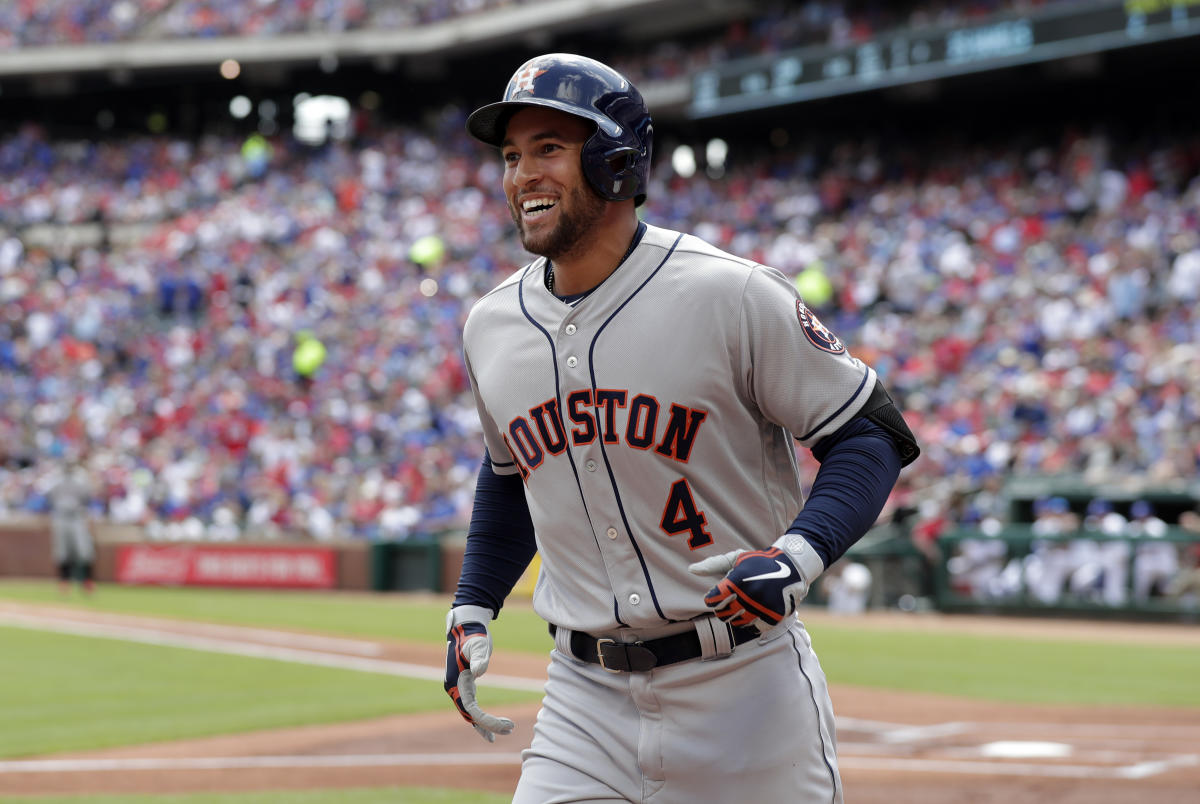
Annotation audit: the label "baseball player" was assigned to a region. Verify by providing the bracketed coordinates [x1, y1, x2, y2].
[1128, 500, 1178, 602]
[443, 53, 919, 803]
[49, 456, 96, 594]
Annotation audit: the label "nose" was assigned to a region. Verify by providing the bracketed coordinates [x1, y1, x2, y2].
[512, 153, 542, 187]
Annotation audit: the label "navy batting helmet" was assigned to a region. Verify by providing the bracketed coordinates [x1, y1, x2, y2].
[466, 53, 654, 206]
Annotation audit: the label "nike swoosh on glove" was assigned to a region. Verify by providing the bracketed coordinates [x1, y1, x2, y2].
[689, 547, 810, 633]
[444, 609, 515, 743]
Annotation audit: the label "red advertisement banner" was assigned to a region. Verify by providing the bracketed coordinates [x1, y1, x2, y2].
[116, 544, 337, 588]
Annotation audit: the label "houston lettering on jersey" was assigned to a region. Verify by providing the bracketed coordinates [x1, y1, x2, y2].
[503, 390, 708, 480]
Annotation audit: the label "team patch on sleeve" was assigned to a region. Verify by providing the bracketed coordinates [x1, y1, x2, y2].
[796, 301, 846, 354]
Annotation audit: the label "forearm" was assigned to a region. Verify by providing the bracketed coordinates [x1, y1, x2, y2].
[452, 454, 538, 615]
[787, 418, 902, 568]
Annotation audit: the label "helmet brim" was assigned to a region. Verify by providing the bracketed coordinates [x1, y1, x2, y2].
[467, 97, 620, 146]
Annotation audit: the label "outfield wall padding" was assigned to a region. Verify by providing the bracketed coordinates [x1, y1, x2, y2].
[0, 519, 54, 577]
[0, 520, 447, 595]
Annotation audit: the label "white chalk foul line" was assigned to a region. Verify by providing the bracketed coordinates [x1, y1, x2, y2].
[840, 754, 1200, 779]
[880, 722, 970, 743]
[137, 620, 386, 656]
[0, 611, 544, 693]
[838, 715, 1200, 746]
[0, 753, 523, 773]
[1117, 755, 1200, 779]
[0, 605, 384, 655]
[961, 721, 1200, 738]
[837, 717, 971, 744]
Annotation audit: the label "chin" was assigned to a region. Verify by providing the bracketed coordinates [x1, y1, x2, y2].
[519, 226, 561, 259]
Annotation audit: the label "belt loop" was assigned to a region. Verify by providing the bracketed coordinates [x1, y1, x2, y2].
[696, 615, 735, 661]
[552, 624, 576, 659]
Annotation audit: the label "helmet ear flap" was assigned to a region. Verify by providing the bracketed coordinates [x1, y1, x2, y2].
[601, 145, 641, 198]
[604, 146, 640, 173]
[582, 132, 649, 203]
[585, 141, 643, 200]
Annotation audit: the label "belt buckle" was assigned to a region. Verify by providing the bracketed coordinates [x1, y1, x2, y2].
[597, 638, 654, 672]
[596, 638, 622, 673]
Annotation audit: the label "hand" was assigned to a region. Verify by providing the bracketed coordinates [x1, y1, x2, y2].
[444, 607, 515, 743]
[689, 547, 810, 634]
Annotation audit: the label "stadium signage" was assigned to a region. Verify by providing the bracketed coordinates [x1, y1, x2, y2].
[116, 544, 337, 588]
[690, 0, 1200, 117]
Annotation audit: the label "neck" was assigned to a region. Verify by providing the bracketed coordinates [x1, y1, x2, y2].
[549, 205, 639, 296]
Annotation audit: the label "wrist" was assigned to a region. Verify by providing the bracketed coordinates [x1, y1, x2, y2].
[773, 534, 825, 585]
[446, 604, 495, 636]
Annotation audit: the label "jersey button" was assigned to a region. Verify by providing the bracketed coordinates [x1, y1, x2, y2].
[565, 324, 577, 335]
[606, 527, 618, 540]
[628, 593, 641, 605]
[585, 459, 597, 472]
[566, 356, 578, 367]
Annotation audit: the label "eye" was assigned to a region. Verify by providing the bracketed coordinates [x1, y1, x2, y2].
[502, 151, 519, 165]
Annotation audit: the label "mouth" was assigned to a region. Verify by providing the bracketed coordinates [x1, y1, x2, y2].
[519, 196, 558, 222]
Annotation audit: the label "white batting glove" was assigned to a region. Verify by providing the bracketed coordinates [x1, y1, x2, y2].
[444, 605, 515, 743]
[689, 535, 825, 636]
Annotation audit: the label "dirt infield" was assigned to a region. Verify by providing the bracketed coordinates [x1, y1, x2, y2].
[2, 603, 1199, 803]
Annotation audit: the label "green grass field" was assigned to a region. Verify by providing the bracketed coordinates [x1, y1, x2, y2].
[811, 625, 1200, 707]
[4, 580, 1197, 708]
[0, 625, 538, 757]
[2, 579, 1198, 802]
[0, 580, 554, 653]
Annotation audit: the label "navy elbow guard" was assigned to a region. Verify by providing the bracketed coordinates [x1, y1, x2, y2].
[861, 380, 920, 466]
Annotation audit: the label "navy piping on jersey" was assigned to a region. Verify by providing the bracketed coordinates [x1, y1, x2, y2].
[586, 231, 685, 624]
[796, 365, 871, 443]
[515, 263, 608, 573]
[791, 630, 840, 802]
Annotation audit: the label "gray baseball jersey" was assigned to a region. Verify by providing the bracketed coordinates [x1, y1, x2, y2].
[464, 222, 875, 634]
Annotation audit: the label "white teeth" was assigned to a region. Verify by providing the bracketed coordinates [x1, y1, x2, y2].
[522, 198, 556, 213]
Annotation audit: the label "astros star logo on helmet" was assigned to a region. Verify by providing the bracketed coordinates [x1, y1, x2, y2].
[512, 67, 547, 93]
[796, 302, 846, 353]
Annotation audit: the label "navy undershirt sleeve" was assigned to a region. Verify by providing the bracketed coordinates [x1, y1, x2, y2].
[788, 417, 902, 568]
[451, 452, 538, 615]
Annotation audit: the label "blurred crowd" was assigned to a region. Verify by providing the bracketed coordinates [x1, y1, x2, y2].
[1, 0, 1053, 55]
[1, 113, 513, 541]
[613, 0, 1045, 82]
[2, 101, 1197, 544]
[0, 0, 547, 47]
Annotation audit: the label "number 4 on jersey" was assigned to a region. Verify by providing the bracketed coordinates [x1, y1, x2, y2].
[660, 478, 714, 549]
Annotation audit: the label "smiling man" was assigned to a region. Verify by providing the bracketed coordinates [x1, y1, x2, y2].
[441, 53, 920, 803]
[501, 106, 621, 278]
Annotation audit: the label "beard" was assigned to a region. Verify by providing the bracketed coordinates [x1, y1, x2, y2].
[511, 181, 607, 262]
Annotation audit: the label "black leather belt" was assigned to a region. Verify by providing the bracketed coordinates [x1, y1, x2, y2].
[549, 623, 759, 672]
